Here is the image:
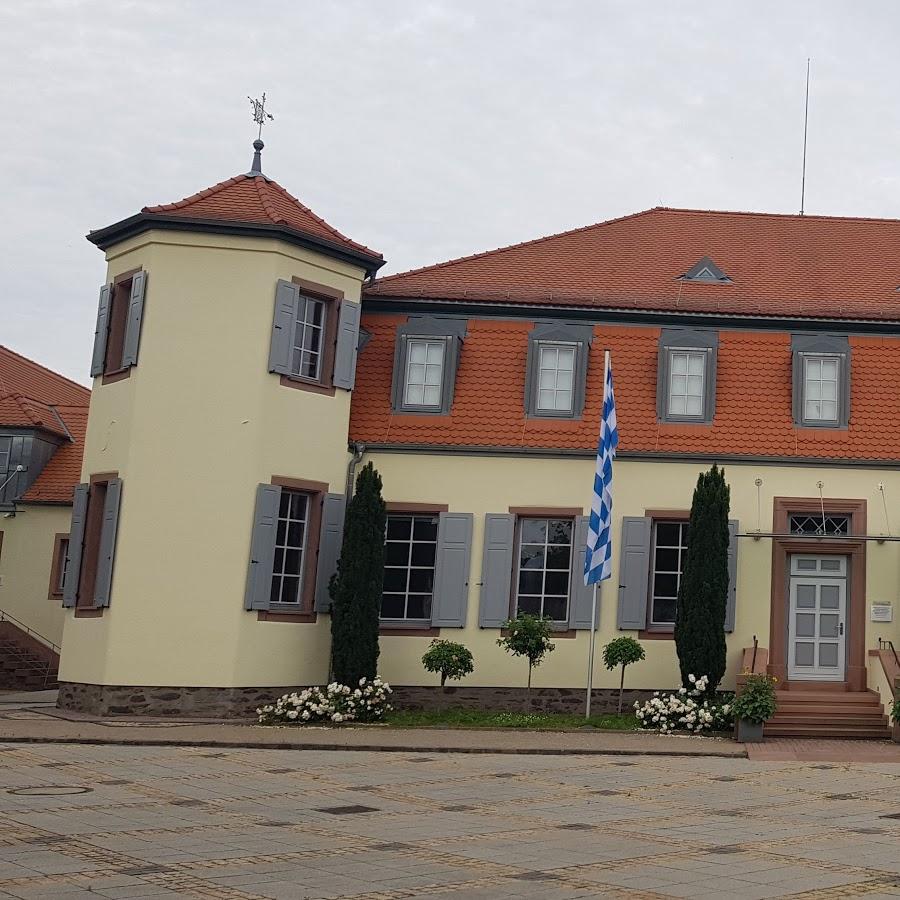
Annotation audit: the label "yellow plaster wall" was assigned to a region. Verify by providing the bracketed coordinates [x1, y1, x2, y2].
[59, 231, 365, 687]
[366, 452, 900, 693]
[0, 505, 70, 646]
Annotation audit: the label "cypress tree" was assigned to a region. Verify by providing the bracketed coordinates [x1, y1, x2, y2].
[674, 464, 731, 692]
[329, 462, 386, 686]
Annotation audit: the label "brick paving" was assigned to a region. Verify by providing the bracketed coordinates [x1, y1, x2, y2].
[1, 743, 900, 898]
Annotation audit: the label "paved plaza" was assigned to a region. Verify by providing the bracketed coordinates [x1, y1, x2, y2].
[0, 743, 899, 898]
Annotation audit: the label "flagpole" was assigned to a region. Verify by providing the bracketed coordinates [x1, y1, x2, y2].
[585, 581, 598, 718]
[585, 348, 612, 720]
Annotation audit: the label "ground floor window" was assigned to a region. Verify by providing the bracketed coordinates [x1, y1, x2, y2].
[270, 490, 310, 606]
[515, 517, 572, 622]
[649, 520, 689, 626]
[382, 514, 438, 621]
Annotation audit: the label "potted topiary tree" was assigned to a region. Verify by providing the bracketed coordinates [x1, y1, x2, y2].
[602, 637, 646, 714]
[422, 640, 475, 693]
[731, 673, 778, 742]
[891, 695, 900, 743]
[497, 614, 555, 704]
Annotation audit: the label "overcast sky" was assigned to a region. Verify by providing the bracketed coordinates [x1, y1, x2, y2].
[2, 1, 899, 384]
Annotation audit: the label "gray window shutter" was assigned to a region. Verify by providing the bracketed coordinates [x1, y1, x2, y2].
[616, 516, 652, 630]
[93, 478, 123, 608]
[62, 483, 89, 608]
[568, 516, 595, 629]
[333, 300, 361, 390]
[478, 513, 515, 627]
[725, 519, 739, 633]
[314, 493, 346, 612]
[121, 271, 148, 368]
[268, 281, 300, 375]
[244, 484, 282, 610]
[90, 285, 112, 377]
[431, 512, 473, 627]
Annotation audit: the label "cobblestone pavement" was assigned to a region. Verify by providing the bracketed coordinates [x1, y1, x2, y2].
[1, 743, 900, 899]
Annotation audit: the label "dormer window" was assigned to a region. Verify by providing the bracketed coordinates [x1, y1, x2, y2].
[657, 328, 718, 424]
[792, 334, 850, 428]
[537, 343, 577, 413]
[525, 323, 592, 419]
[403, 339, 446, 408]
[679, 256, 732, 283]
[391, 317, 466, 415]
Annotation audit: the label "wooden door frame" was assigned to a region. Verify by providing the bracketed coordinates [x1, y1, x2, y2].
[769, 497, 866, 691]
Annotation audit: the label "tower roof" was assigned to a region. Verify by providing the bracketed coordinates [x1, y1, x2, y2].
[88, 156, 384, 276]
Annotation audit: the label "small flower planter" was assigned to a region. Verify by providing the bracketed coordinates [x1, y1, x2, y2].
[734, 719, 764, 743]
[891, 721, 900, 744]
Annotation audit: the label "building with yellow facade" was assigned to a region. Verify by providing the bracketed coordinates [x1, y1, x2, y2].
[55, 143, 900, 735]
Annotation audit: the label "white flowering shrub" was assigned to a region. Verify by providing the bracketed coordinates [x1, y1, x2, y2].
[634, 674, 733, 735]
[257, 678, 392, 726]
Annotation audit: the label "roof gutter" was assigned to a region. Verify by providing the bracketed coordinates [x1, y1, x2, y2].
[362, 294, 900, 334]
[87, 214, 386, 279]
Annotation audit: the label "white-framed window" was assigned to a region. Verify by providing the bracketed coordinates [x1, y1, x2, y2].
[537, 343, 576, 413]
[270, 490, 310, 606]
[515, 517, 572, 622]
[57, 538, 70, 593]
[382, 514, 438, 620]
[290, 296, 326, 380]
[649, 520, 689, 626]
[403, 340, 445, 408]
[0, 436, 11, 474]
[802, 354, 840, 424]
[667, 350, 706, 418]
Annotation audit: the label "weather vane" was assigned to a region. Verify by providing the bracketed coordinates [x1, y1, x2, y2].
[248, 93, 274, 140]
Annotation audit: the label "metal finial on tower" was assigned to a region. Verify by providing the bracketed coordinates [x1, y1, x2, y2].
[247, 93, 275, 176]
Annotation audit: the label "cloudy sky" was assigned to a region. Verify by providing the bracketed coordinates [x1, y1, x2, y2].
[2, 1, 899, 384]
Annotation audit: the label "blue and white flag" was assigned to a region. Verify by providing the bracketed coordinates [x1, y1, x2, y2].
[584, 353, 619, 585]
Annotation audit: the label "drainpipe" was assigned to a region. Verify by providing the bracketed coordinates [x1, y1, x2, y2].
[345, 442, 366, 499]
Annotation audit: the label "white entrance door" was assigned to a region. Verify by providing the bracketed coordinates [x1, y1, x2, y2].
[788, 555, 847, 681]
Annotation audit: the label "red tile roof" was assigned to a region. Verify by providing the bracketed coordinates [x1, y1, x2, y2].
[0, 347, 90, 504]
[349, 316, 900, 461]
[21, 406, 88, 503]
[366, 207, 900, 321]
[142, 174, 383, 260]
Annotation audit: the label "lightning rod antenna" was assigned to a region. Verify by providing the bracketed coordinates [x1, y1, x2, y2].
[800, 59, 811, 216]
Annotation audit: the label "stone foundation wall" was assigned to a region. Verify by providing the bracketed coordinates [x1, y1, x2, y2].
[58, 681, 657, 719]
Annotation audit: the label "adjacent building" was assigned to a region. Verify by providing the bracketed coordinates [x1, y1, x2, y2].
[0, 346, 89, 686]
[55, 146, 900, 733]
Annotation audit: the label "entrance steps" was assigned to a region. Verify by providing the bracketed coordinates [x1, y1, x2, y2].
[767, 689, 890, 739]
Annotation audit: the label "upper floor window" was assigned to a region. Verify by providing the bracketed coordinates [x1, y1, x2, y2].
[0, 436, 10, 475]
[537, 343, 576, 413]
[292, 296, 326, 380]
[515, 517, 573, 623]
[382, 513, 438, 621]
[403, 340, 445, 408]
[391, 317, 466, 415]
[268, 279, 362, 394]
[667, 350, 706, 418]
[525, 323, 592, 419]
[657, 328, 717, 424]
[90, 270, 148, 382]
[802, 355, 839, 423]
[791, 334, 850, 429]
